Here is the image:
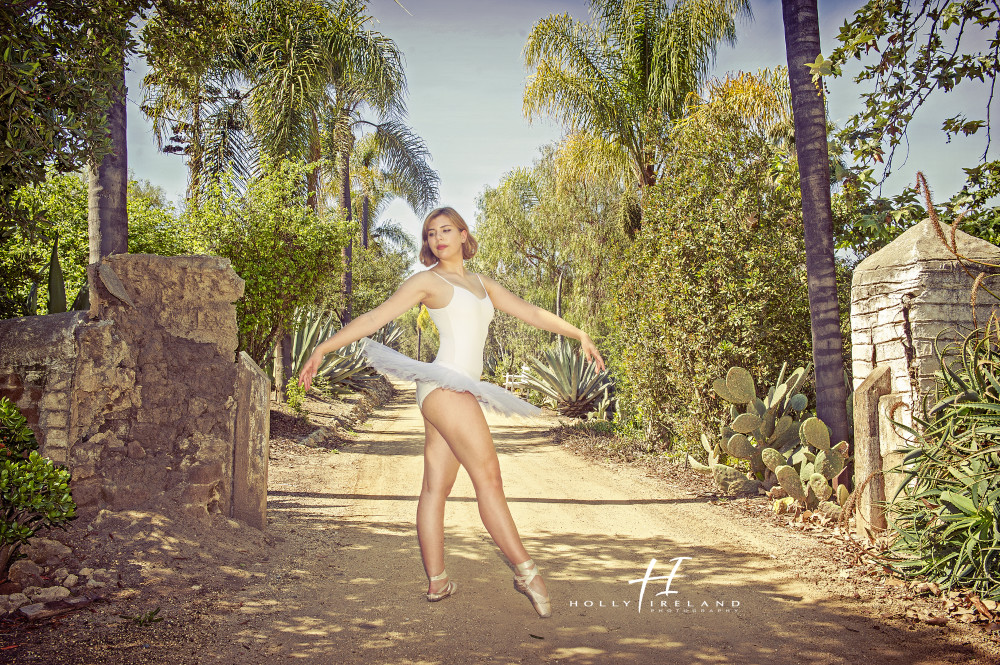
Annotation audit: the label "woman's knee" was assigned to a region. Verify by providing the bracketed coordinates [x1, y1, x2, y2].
[470, 461, 504, 494]
[422, 475, 456, 499]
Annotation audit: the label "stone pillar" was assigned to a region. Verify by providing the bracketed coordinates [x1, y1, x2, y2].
[0, 254, 273, 526]
[851, 218, 1000, 407]
[232, 352, 270, 529]
[850, 219, 1000, 533]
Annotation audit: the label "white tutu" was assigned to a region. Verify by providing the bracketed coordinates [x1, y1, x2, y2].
[358, 338, 543, 419]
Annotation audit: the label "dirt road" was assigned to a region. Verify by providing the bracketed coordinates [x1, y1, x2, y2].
[203, 387, 997, 664]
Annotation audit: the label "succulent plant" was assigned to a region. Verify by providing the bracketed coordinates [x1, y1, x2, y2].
[523, 340, 613, 418]
[763, 417, 851, 513]
[712, 363, 810, 479]
[289, 308, 392, 395]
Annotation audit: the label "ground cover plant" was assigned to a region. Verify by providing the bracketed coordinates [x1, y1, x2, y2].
[0, 397, 76, 575]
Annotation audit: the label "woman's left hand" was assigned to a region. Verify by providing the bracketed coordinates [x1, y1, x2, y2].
[580, 333, 606, 372]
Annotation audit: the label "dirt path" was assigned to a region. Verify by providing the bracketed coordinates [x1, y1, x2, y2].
[190, 387, 996, 665]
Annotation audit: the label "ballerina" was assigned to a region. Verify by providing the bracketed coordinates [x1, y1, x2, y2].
[299, 206, 605, 617]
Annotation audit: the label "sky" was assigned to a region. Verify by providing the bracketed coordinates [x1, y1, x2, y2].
[124, 0, 997, 251]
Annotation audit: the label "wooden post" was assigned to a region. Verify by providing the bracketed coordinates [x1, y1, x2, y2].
[853, 365, 891, 540]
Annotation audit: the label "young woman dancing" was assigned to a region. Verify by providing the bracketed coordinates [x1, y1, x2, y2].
[298, 206, 605, 618]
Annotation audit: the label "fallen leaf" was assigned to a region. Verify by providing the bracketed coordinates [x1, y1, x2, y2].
[969, 596, 994, 621]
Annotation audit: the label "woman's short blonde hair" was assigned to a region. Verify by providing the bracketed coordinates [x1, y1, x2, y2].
[419, 206, 478, 266]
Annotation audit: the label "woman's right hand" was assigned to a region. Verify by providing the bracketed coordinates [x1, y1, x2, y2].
[298, 351, 324, 391]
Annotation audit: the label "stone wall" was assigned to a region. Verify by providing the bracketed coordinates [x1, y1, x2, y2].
[0, 254, 269, 525]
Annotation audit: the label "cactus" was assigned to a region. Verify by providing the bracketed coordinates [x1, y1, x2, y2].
[762, 417, 852, 511]
[711, 363, 810, 481]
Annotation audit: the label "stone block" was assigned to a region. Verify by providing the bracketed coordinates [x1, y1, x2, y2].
[8, 560, 43, 587]
[39, 409, 69, 429]
[853, 367, 891, 540]
[232, 352, 270, 529]
[31, 586, 70, 603]
[40, 428, 69, 452]
[0, 312, 86, 369]
[39, 391, 67, 411]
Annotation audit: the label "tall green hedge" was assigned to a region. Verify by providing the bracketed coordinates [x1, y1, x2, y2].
[610, 97, 814, 452]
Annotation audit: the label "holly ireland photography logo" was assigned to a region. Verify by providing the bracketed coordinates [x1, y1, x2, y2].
[568, 557, 741, 615]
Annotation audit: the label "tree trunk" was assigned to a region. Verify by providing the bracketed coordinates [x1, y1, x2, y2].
[88, 57, 128, 263]
[187, 76, 203, 206]
[274, 333, 293, 401]
[340, 148, 353, 324]
[361, 194, 370, 250]
[782, 0, 851, 456]
[307, 110, 321, 212]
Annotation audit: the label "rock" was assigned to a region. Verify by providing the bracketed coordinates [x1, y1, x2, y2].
[8, 559, 43, 587]
[127, 441, 146, 459]
[78, 567, 94, 577]
[816, 500, 843, 520]
[7, 593, 29, 611]
[712, 464, 761, 495]
[302, 429, 326, 448]
[63, 574, 79, 588]
[31, 586, 70, 603]
[91, 569, 116, 585]
[0, 581, 21, 595]
[18, 603, 47, 620]
[24, 538, 72, 566]
[86, 578, 105, 589]
[52, 567, 69, 583]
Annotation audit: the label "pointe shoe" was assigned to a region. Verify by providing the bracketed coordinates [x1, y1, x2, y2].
[426, 570, 456, 602]
[513, 559, 551, 618]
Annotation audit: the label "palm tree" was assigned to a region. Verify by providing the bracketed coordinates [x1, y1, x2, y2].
[319, 36, 408, 324]
[88, 56, 128, 263]
[781, 0, 850, 456]
[350, 124, 439, 249]
[523, 0, 751, 233]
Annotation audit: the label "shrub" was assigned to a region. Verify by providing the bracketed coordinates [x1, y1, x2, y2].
[0, 397, 76, 575]
[285, 377, 306, 416]
[610, 94, 813, 453]
[188, 159, 353, 365]
[884, 324, 1000, 599]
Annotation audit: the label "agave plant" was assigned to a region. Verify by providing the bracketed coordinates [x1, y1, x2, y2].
[883, 322, 1000, 599]
[523, 339, 612, 418]
[289, 309, 399, 395]
[26, 234, 88, 315]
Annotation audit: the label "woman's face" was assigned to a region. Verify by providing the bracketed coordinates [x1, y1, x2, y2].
[426, 215, 467, 261]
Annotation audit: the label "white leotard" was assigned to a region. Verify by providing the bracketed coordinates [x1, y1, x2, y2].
[357, 270, 541, 418]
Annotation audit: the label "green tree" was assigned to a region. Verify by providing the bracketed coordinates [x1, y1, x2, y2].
[471, 141, 626, 374]
[140, 0, 238, 203]
[816, 0, 1000, 251]
[0, 0, 151, 233]
[611, 68, 813, 450]
[1, 172, 199, 319]
[188, 159, 353, 364]
[523, 0, 752, 234]
[349, 126, 438, 249]
[782, 0, 850, 451]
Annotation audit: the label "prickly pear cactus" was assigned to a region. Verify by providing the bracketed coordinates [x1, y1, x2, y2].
[710, 363, 810, 484]
[764, 417, 852, 511]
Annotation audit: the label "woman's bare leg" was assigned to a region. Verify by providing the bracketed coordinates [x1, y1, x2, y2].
[417, 416, 460, 595]
[420, 388, 548, 598]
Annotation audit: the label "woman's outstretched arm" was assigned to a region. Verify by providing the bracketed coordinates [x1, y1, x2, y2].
[298, 273, 431, 390]
[479, 274, 606, 371]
